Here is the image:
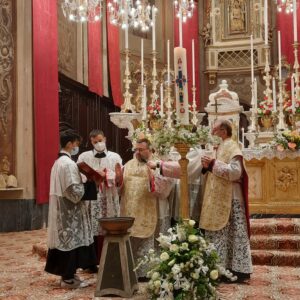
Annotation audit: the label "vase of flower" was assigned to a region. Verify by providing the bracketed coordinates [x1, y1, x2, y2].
[149, 118, 164, 130]
[259, 115, 273, 130]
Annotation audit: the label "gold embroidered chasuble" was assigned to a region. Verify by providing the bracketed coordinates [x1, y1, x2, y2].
[120, 158, 157, 238]
[200, 139, 242, 231]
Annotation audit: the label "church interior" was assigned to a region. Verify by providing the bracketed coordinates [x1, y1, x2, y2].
[1, 0, 300, 299]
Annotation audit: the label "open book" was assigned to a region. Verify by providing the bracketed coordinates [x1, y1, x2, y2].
[77, 161, 102, 182]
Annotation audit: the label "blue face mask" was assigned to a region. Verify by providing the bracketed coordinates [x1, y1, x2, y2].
[71, 146, 79, 156]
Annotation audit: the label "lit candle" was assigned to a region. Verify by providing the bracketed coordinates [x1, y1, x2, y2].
[292, 75, 295, 113]
[278, 31, 282, 81]
[250, 35, 254, 84]
[179, 8, 183, 48]
[192, 39, 195, 86]
[141, 39, 144, 85]
[293, 0, 298, 42]
[160, 83, 164, 117]
[167, 40, 170, 85]
[272, 77, 277, 112]
[264, 0, 268, 45]
[152, 5, 156, 51]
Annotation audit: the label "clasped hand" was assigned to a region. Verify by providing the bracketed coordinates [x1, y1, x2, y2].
[201, 155, 213, 169]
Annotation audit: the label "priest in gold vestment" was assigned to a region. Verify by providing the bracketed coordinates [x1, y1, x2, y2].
[200, 120, 253, 282]
[119, 138, 174, 278]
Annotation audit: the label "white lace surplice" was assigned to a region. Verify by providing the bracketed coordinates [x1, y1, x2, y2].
[77, 150, 122, 236]
[47, 155, 94, 251]
[205, 157, 253, 274]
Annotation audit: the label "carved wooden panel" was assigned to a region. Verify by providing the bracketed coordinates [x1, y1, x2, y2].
[59, 73, 133, 163]
[246, 157, 300, 214]
[0, 0, 16, 174]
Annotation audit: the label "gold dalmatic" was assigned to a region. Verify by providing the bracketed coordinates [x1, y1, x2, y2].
[120, 159, 157, 238]
[200, 139, 242, 231]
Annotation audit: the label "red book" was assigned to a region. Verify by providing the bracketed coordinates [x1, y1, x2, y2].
[77, 162, 102, 182]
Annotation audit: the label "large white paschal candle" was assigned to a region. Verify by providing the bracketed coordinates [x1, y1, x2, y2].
[174, 47, 189, 125]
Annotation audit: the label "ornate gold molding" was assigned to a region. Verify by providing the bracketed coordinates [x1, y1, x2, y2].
[276, 166, 297, 192]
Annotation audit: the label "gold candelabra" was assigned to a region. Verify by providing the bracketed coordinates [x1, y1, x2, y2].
[150, 50, 159, 107]
[121, 49, 136, 112]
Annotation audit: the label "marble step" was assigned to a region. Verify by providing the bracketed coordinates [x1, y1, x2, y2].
[251, 234, 300, 250]
[252, 249, 300, 266]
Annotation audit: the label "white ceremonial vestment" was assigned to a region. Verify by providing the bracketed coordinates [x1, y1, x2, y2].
[47, 152, 94, 251]
[77, 149, 122, 236]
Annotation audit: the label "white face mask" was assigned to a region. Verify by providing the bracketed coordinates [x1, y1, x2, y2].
[71, 146, 79, 156]
[94, 141, 106, 152]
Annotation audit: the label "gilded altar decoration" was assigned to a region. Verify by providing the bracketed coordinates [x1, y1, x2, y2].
[229, 0, 246, 33]
[276, 167, 297, 192]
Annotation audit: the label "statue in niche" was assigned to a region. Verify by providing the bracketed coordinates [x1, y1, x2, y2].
[0, 156, 18, 188]
[229, 0, 246, 32]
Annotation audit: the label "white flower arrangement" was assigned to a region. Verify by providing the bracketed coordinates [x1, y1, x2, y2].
[135, 220, 236, 300]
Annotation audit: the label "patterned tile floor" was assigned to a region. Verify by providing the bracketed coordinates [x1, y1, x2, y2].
[0, 229, 300, 300]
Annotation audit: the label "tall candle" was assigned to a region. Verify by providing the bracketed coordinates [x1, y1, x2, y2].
[141, 39, 144, 85]
[192, 39, 195, 86]
[264, 0, 268, 45]
[250, 35, 254, 84]
[254, 78, 258, 110]
[160, 83, 164, 117]
[179, 8, 183, 48]
[293, 0, 298, 42]
[125, 26, 128, 49]
[272, 77, 277, 112]
[152, 5, 156, 51]
[278, 31, 282, 81]
[167, 40, 170, 85]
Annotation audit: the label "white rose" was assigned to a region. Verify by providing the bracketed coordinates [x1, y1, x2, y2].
[210, 269, 219, 280]
[191, 272, 199, 280]
[154, 280, 161, 288]
[160, 252, 170, 261]
[171, 264, 181, 275]
[170, 244, 179, 252]
[188, 220, 196, 227]
[151, 271, 160, 281]
[181, 242, 189, 250]
[188, 235, 199, 243]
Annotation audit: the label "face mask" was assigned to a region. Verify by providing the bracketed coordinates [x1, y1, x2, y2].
[71, 146, 79, 156]
[94, 141, 106, 152]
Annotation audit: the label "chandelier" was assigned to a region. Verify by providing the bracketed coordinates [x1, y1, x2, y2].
[107, 0, 155, 31]
[61, 0, 102, 22]
[174, 0, 195, 22]
[276, 0, 294, 13]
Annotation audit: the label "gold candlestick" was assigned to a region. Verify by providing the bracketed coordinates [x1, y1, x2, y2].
[263, 45, 273, 103]
[191, 86, 198, 126]
[121, 49, 136, 112]
[151, 50, 159, 107]
[175, 142, 190, 220]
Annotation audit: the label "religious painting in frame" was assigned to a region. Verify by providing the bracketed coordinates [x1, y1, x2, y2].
[223, 0, 250, 39]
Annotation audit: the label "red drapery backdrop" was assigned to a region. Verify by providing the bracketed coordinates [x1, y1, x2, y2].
[174, 2, 200, 108]
[106, 6, 123, 107]
[277, 10, 300, 65]
[88, 21, 103, 96]
[32, 0, 59, 204]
